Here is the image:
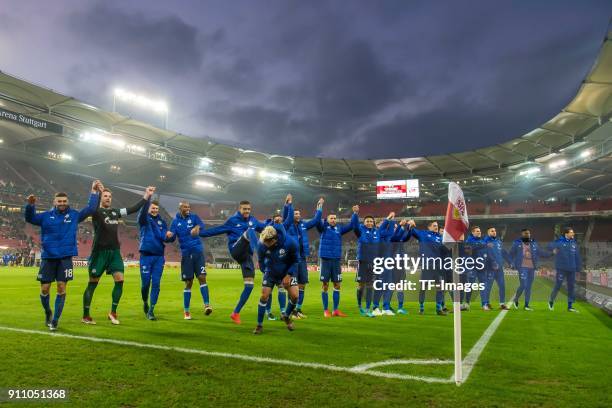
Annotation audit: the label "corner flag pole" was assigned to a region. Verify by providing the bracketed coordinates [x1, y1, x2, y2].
[442, 182, 469, 386]
[452, 242, 462, 385]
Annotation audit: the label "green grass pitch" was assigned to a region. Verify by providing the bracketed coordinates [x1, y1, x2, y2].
[0, 266, 610, 407]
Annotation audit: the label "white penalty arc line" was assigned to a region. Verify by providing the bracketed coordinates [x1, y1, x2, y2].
[0, 325, 453, 384]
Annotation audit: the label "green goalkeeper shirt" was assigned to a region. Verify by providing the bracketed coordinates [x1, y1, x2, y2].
[91, 199, 147, 252]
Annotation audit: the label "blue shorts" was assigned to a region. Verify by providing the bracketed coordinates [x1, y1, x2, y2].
[356, 261, 374, 283]
[140, 255, 165, 280]
[262, 273, 297, 288]
[296, 259, 309, 284]
[320, 258, 342, 283]
[181, 251, 205, 281]
[37, 257, 74, 283]
[230, 235, 255, 278]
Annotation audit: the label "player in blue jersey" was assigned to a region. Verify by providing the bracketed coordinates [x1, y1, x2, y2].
[483, 227, 512, 310]
[316, 205, 358, 317]
[406, 219, 446, 315]
[548, 227, 582, 312]
[24, 181, 101, 331]
[166, 201, 212, 320]
[138, 197, 169, 320]
[197, 195, 293, 324]
[253, 225, 300, 334]
[281, 197, 323, 319]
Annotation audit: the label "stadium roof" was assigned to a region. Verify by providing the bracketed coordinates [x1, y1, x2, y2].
[0, 26, 611, 203]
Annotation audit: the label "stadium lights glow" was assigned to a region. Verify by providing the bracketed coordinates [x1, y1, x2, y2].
[549, 159, 567, 170]
[580, 150, 592, 158]
[195, 180, 215, 189]
[258, 170, 290, 181]
[0, 138, 3, 143]
[231, 166, 255, 177]
[60, 153, 73, 161]
[126, 144, 146, 153]
[519, 167, 540, 176]
[199, 157, 213, 168]
[47, 151, 72, 161]
[114, 88, 168, 113]
[80, 131, 126, 150]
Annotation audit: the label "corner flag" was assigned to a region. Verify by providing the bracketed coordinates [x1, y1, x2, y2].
[443, 182, 469, 385]
[442, 182, 469, 243]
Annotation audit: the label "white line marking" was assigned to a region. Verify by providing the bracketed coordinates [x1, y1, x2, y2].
[0, 325, 453, 384]
[351, 359, 453, 372]
[453, 309, 509, 384]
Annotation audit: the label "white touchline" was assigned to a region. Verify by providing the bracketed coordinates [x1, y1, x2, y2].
[454, 309, 509, 384]
[0, 325, 453, 384]
[0, 309, 509, 386]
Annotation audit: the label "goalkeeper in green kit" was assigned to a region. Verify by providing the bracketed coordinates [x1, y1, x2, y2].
[82, 183, 156, 325]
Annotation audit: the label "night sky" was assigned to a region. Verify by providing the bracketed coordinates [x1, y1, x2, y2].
[1, 0, 609, 159]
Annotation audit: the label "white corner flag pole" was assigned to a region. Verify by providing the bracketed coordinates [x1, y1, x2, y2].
[452, 242, 462, 385]
[442, 182, 469, 386]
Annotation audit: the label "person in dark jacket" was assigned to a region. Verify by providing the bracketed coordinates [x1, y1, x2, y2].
[24, 180, 101, 331]
[509, 229, 551, 311]
[138, 199, 169, 320]
[548, 227, 582, 312]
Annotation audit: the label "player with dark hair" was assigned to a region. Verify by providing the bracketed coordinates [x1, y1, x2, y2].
[316, 205, 357, 317]
[24, 181, 101, 331]
[548, 227, 581, 312]
[82, 185, 153, 325]
[483, 227, 512, 310]
[197, 195, 293, 324]
[352, 209, 394, 317]
[138, 198, 169, 320]
[281, 196, 323, 319]
[166, 201, 212, 320]
[459, 225, 487, 310]
[407, 219, 446, 315]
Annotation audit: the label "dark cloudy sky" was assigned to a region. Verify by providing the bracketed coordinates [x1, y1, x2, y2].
[0, 1, 609, 159]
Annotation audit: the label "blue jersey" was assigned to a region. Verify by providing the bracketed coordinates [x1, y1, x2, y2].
[409, 227, 444, 261]
[257, 230, 299, 278]
[168, 212, 205, 256]
[282, 204, 321, 260]
[548, 237, 581, 272]
[483, 236, 511, 272]
[24, 193, 99, 259]
[353, 214, 384, 261]
[316, 215, 354, 260]
[199, 211, 267, 253]
[138, 200, 168, 256]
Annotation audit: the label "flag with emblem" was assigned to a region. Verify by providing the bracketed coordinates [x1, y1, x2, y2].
[442, 182, 469, 243]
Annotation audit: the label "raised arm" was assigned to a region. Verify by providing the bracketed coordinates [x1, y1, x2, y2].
[352, 210, 362, 238]
[282, 202, 294, 230]
[77, 181, 102, 222]
[121, 186, 153, 217]
[138, 198, 151, 226]
[198, 221, 231, 238]
[303, 198, 324, 230]
[24, 195, 43, 226]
